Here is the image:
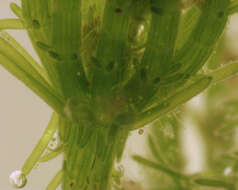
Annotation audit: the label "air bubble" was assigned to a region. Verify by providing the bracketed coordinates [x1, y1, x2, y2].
[138, 129, 144, 135]
[48, 131, 61, 150]
[9, 170, 27, 189]
[224, 167, 232, 176]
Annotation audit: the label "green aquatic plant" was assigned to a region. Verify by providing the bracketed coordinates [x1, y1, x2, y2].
[1, 0, 238, 189]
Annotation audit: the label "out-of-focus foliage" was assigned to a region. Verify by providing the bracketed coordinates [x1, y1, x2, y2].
[133, 21, 238, 190]
[134, 83, 238, 190]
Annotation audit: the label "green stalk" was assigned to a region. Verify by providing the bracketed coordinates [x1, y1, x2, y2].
[0, 19, 24, 30]
[22, 113, 59, 175]
[131, 76, 212, 130]
[175, 0, 230, 75]
[46, 170, 63, 190]
[61, 123, 129, 190]
[2, 0, 238, 189]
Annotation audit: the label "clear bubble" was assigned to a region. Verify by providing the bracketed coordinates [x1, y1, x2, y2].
[138, 129, 144, 135]
[48, 131, 61, 150]
[224, 166, 232, 176]
[9, 170, 27, 188]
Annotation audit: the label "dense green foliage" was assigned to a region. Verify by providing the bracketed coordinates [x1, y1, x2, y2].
[1, 0, 238, 189]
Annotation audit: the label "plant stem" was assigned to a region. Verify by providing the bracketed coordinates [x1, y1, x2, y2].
[60, 122, 129, 190]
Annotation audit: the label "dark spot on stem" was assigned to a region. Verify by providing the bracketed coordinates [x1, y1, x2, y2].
[169, 63, 182, 74]
[184, 74, 190, 79]
[217, 11, 224, 18]
[70, 182, 74, 188]
[32, 19, 40, 29]
[36, 41, 50, 51]
[115, 8, 122, 14]
[151, 7, 164, 15]
[72, 53, 78, 60]
[153, 77, 161, 84]
[48, 51, 61, 61]
[106, 61, 115, 71]
[91, 56, 101, 68]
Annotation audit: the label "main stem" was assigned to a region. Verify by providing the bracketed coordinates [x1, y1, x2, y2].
[60, 120, 129, 190]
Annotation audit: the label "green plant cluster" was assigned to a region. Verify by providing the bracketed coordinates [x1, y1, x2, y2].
[1, 0, 238, 190]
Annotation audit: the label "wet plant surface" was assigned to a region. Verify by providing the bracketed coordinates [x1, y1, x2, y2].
[1, 0, 238, 189]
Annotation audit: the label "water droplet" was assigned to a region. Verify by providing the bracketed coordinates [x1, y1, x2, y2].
[138, 129, 144, 135]
[9, 170, 27, 189]
[48, 131, 61, 150]
[224, 167, 232, 176]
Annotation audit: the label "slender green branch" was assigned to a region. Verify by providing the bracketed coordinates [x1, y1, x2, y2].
[208, 61, 238, 84]
[175, 5, 201, 50]
[46, 170, 63, 190]
[131, 76, 212, 130]
[0, 33, 64, 113]
[175, 0, 229, 75]
[148, 135, 165, 164]
[39, 148, 63, 163]
[10, 3, 23, 18]
[0, 31, 49, 83]
[133, 155, 188, 180]
[22, 113, 59, 175]
[96, 0, 129, 67]
[0, 34, 53, 90]
[142, 0, 181, 79]
[0, 19, 24, 30]
[194, 178, 235, 190]
[0, 55, 64, 115]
